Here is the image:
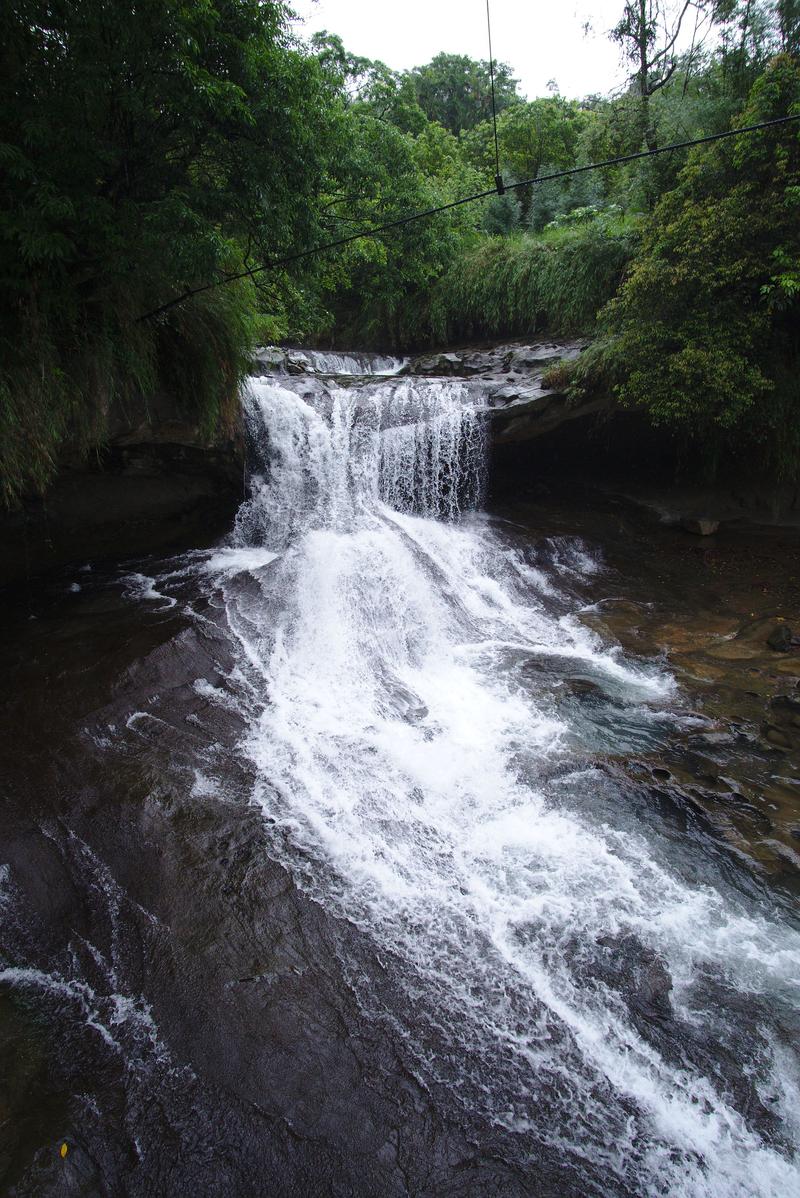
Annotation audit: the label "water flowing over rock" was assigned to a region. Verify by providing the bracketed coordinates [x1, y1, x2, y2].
[1, 348, 799, 1197]
[254, 345, 409, 377]
[198, 356, 800, 1197]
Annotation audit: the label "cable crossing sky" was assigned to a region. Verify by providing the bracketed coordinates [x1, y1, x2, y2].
[139, 111, 800, 322]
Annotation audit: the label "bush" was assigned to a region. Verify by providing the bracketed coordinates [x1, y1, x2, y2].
[599, 56, 800, 478]
[0, 0, 338, 504]
[0, 275, 256, 506]
[429, 217, 640, 343]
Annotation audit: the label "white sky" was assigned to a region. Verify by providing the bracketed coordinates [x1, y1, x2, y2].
[290, 0, 630, 100]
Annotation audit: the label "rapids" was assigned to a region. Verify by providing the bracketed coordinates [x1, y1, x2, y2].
[1, 351, 798, 1197]
[199, 362, 800, 1196]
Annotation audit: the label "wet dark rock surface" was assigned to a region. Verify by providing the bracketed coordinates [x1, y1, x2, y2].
[6, 336, 797, 594]
[2, 348, 800, 1195]
[410, 341, 584, 380]
[500, 488, 800, 885]
[0, 443, 242, 591]
[1, 488, 799, 1195]
[0, 573, 580, 1198]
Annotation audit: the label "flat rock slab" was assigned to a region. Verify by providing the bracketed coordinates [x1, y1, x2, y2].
[410, 341, 585, 379]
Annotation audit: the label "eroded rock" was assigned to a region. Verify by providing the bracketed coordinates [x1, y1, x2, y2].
[767, 624, 793, 652]
[680, 517, 720, 537]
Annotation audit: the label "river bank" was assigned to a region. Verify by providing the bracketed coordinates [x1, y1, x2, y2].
[3, 339, 798, 592]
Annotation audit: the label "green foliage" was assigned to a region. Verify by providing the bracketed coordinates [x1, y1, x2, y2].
[0, 0, 340, 502]
[545, 205, 608, 229]
[430, 218, 639, 343]
[482, 190, 523, 235]
[3, 0, 800, 499]
[527, 165, 574, 231]
[310, 31, 428, 132]
[303, 109, 474, 348]
[464, 98, 594, 182]
[409, 54, 520, 134]
[599, 55, 800, 476]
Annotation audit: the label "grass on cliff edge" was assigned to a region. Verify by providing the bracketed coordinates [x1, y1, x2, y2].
[429, 214, 641, 345]
[0, 279, 255, 508]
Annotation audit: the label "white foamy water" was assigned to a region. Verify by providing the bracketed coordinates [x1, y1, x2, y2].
[200, 368, 800, 1196]
[257, 345, 408, 377]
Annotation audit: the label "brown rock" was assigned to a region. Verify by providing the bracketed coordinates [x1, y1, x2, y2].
[767, 624, 793, 653]
[680, 517, 719, 536]
[763, 726, 791, 749]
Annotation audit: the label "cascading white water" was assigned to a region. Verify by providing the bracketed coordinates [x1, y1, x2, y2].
[256, 345, 408, 376]
[202, 364, 800, 1197]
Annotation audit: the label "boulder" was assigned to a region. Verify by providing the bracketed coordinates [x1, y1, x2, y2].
[680, 517, 720, 536]
[767, 624, 793, 653]
[735, 616, 792, 649]
[761, 693, 800, 752]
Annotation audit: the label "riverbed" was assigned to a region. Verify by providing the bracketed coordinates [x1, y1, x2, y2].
[1, 352, 798, 1197]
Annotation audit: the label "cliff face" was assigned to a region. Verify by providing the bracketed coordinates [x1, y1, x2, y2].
[5, 337, 796, 590]
[1, 388, 243, 589]
[412, 341, 800, 526]
[408, 339, 630, 485]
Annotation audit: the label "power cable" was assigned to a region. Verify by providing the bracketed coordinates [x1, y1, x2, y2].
[138, 113, 800, 323]
[485, 0, 504, 194]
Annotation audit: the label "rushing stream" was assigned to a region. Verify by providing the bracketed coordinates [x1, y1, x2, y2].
[2, 351, 799, 1196]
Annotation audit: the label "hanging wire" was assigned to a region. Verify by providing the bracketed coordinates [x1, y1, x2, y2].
[138, 113, 800, 323]
[485, 0, 504, 194]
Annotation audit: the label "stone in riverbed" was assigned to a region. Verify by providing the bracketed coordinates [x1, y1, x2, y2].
[594, 933, 673, 1025]
[767, 623, 793, 652]
[734, 616, 793, 651]
[761, 694, 800, 752]
[763, 725, 792, 749]
[769, 693, 800, 724]
[680, 516, 719, 536]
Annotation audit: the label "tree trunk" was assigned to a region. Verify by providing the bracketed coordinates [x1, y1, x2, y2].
[638, 0, 657, 151]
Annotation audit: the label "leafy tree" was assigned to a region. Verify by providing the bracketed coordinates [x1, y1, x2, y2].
[600, 55, 800, 474]
[464, 97, 592, 182]
[527, 165, 573, 231]
[0, 0, 342, 501]
[611, 0, 716, 150]
[410, 53, 520, 135]
[310, 31, 428, 132]
[311, 112, 467, 347]
[482, 189, 522, 235]
[776, 0, 800, 49]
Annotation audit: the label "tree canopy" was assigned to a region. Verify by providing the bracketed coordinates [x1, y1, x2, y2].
[1, 0, 799, 498]
[601, 54, 800, 474]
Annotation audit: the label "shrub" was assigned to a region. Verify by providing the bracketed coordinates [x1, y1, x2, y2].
[429, 217, 640, 343]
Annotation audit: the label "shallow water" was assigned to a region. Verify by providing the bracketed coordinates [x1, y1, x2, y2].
[1, 357, 799, 1197]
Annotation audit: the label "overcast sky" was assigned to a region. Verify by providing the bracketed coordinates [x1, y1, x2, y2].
[290, 0, 630, 99]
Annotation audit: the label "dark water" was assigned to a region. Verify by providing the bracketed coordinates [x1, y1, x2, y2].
[1, 355, 799, 1197]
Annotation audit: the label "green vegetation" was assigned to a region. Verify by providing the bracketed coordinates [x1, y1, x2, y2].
[597, 55, 800, 477]
[1, 0, 339, 502]
[430, 215, 640, 343]
[1, 0, 799, 501]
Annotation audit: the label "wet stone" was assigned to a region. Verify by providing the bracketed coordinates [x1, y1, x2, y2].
[3, 348, 800, 1196]
[767, 623, 793, 652]
[681, 517, 720, 536]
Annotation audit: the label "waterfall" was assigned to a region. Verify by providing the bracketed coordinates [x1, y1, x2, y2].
[255, 345, 409, 377]
[197, 360, 800, 1198]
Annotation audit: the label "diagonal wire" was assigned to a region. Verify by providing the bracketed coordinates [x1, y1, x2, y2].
[138, 114, 800, 323]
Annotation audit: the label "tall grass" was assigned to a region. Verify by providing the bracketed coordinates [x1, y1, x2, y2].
[0, 277, 256, 507]
[429, 217, 640, 344]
